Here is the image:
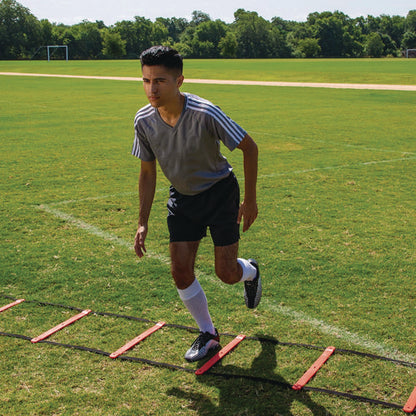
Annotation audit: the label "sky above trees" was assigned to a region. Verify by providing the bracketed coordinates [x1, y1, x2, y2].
[19, 0, 416, 26]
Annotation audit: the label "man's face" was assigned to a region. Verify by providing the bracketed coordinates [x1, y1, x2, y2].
[142, 65, 183, 108]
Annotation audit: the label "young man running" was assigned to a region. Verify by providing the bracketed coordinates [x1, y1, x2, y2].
[132, 46, 261, 362]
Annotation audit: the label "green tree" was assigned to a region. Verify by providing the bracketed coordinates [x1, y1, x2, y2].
[51, 23, 74, 48]
[401, 31, 416, 49]
[101, 29, 126, 58]
[191, 19, 227, 57]
[218, 31, 238, 58]
[195, 20, 226, 46]
[379, 14, 405, 47]
[271, 16, 299, 36]
[365, 32, 384, 57]
[357, 14, 406, 54]
[379, 33, 398, 56]
[172, 41, 192, 57]
[178, 24, 196, 55]
[191, 10, 210, 26]
[113, 16, 153, 58]
[271, 26, 291, 57]
[297, 38, 321, 57]
[365, 15, 381, 34]
[285, 21, 313, 56]
[155, 17, 188, 43]
[309, 11, 362, 57]
[232, 9, 277, 58]
[113, 20, 136, 57]
[0, 0, 42, 58]
[406, 10, 416, 32]
[150, 21, 169, 45]
[190, 38, 215, 57]
[132, 16, 153, 55]
[39, 18, 53, 45]
[69, 20, 103, 59]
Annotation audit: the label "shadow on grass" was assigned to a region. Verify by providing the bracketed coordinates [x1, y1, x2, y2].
[168, 336, 333, 416]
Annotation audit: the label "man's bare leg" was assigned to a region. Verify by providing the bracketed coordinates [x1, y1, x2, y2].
[170, 241, 219, 361]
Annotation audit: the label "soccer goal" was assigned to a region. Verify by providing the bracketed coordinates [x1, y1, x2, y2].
[405, 49, 416, 58]
[31, 45, 69, 61]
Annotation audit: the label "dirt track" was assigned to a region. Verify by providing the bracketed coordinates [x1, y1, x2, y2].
[1, 71, 416, 91]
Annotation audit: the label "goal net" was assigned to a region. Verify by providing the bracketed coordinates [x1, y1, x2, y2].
[405, 49, 416, 58]
[32, 45, 69, 61]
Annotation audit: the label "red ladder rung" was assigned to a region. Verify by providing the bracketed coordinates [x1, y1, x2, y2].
[292, 346, 336, 390]
[195, 334, 246, 375]
[110, 321, 166, 359]
[0, 299, 25, 313]
[31, 309, 91, 343]
[403, 385, 416, 413]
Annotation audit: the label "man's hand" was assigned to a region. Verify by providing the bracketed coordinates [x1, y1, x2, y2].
[134, 224, 148, 258]
[237, 199, 258, 232]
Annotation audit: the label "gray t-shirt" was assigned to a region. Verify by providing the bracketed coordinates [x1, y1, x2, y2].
[132, 93, 247, 196]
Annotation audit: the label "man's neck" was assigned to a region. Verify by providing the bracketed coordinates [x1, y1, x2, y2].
[158, 93, 185, 127]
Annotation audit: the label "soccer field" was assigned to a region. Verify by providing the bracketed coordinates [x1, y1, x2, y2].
[1, 60, 415, 415]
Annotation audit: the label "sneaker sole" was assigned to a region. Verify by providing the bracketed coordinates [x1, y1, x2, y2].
[244, 259, 262, 309]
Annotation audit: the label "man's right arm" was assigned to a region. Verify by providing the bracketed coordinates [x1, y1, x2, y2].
[134, 160, 157, 258]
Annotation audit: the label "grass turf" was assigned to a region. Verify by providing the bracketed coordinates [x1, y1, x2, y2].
[1, 60, 416, 415]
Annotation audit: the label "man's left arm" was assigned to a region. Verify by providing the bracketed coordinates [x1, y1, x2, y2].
[236, 134, 258, 232]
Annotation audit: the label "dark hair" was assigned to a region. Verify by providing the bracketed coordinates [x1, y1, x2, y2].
[140, 46, 183, 74]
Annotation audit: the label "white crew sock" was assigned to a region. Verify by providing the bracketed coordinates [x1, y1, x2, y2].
[177, 278, 215, 335]
[237, 258, 257, 282]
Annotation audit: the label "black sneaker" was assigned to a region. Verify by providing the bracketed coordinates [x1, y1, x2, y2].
[184, 329, 220, 362]
[244, 259, 262, 309]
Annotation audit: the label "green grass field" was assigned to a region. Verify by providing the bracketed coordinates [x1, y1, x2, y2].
[1, 59, 416, 415]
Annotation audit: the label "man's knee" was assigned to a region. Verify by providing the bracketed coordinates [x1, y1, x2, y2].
[214, 242, 241, 285]
[171, 261, 195, 289]
[170, 241, 199, 289]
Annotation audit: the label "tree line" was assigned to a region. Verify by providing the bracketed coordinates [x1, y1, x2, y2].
[1, 0, 416, 60]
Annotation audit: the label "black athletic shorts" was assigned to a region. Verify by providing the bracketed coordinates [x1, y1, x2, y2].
[167, 172, 240, 246]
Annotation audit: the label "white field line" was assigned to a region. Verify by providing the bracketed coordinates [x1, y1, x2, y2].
[252, 132, 416, 156]
[1, 71, 416, 91]
[260, 156, 416, 178]
[36, 203, 170, 264]
[263, 300, 416, 363]
[36, 202, 416, 364]
[42, 156, 416, 207]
